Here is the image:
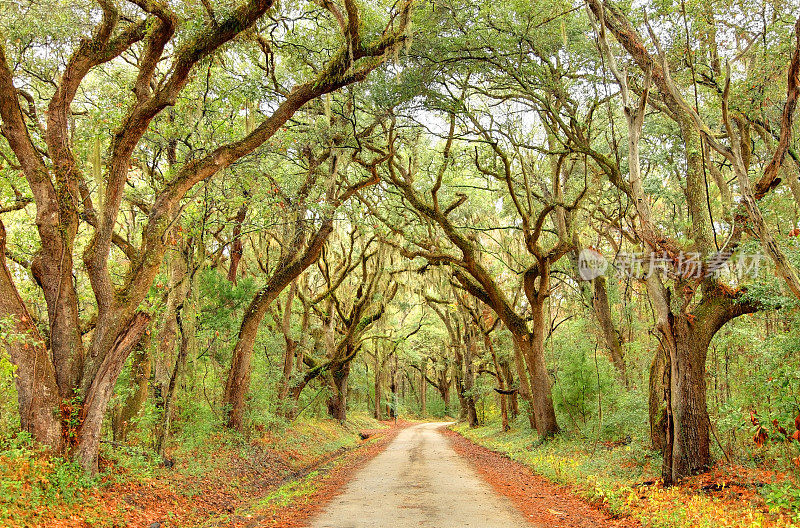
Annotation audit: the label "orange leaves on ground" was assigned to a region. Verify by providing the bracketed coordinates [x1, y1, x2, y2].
[7, 422, 398, 528]
[773, 420, 789, 437]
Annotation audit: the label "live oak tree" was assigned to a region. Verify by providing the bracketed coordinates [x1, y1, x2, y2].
[278, 228, 399, 422]
[419, 0, 630, 386]
[424, 287, 480, 426]
[585, 0, 800, 482]
[324, 252, 399, 421]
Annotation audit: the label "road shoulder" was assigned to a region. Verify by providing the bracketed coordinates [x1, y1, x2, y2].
[228, 421, 406, 528]
[442, 426, 641, 528]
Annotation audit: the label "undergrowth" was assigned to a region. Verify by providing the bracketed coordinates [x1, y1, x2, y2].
[0, 414, 385, 528]
[452, 420, 800, 528]
[0, 433, 106, 526]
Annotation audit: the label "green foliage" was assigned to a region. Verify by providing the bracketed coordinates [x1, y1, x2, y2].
[762, 482, 800, 519]
[198, 268, 258, 337]
[258, 470, 321, 509]
[709, 311, 800, 469]
[0, 345, 19, 437]
[549, 320, 638, 438]
[0, 434, 102, 525]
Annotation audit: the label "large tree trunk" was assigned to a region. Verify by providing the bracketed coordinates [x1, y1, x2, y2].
[642, 284, 748, 487]
[0, 220, 62, 450]
[34, 221, 83, 401]
[462, 328, 479, 427]
[112, 331, 152, 442]
[223, 308, 261, 431]
[326, 360, 351, 422]
[511, 340, 536, 430]
[515, 331, 558, 437]
[515, 282, 559, 438]
[517, 263, 559, 438]
[662, 315, 714, 483]
[649, 285, 757, 484]
[592, 277, 627, 384]
[73, 312, 151, 470]
[674, 328, 709, 479]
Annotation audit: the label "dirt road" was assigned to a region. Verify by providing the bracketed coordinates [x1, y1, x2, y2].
[306, 422, 538, 528]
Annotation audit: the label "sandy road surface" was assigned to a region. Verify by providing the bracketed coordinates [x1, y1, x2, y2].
[307, 422, 539, 528]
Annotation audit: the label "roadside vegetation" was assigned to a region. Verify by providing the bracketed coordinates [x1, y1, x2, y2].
[454, 420, 799, 528]
[0, 415, 389, 527]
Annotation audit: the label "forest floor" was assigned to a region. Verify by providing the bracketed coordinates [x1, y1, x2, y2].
[450, 422, 800, 528]
[0, 416, 406, 528]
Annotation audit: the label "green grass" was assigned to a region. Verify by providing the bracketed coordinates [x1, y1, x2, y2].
[257, 470, 322, 509]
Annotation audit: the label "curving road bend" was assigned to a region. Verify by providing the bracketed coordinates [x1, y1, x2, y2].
[307, 422, 539, 528]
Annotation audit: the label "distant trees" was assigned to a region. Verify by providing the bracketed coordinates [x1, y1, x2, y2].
[221, 118, 383, 430]
[364, 111, 580, 437]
